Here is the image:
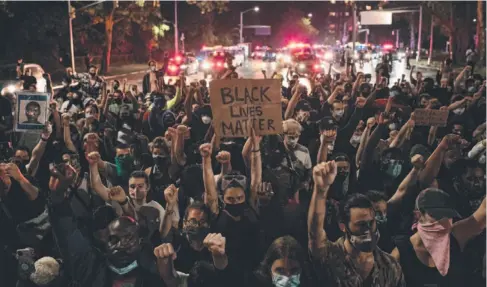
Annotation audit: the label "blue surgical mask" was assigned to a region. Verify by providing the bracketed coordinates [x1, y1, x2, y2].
[108, 260, 138, 275]
[272, 272, 301, 287]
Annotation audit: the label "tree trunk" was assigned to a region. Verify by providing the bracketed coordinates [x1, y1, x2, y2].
[101, 11, 114, 74]
[409, 14, 416, 50]
[477, 0, 485, 66]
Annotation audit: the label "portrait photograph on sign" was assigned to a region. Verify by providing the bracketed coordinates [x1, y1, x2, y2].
[16, 92, 49, 131]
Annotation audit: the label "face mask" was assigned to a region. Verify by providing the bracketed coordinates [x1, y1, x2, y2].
[327, 143, 335, 152]
[115, 155, 133, 178]
[417, 218, 452, 276]
[151, 66, 156, 72]
[468, 86, 476, 93]
[388, 123, 397, 131]
[201, 115, 212, 125]
[375, 213, 387, 225]
[272, 273, 301, 287]
[183, 226, 210, 244]
[108, 260, 138, 275]
[453, 108, 465, 115]
[347, 227, 379, 253]
[286, 137, 299, 148]
[333, 110, 345, 118]
[89, 72, 96, 77]
[383, 160, 402, 178]
[225, 202, 246, 217]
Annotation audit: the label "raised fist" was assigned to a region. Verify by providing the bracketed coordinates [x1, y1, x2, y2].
[312, 161, 337, 191]
[411, 154, 425, 170]
[164, 184, 179, 206]
[86, 151, 101, 166]
[203, 233, 226, 256]
[154, 243, 177, 263]
[216, 151, 231, 164]
[366, 117, 376, 128]
[62, 113, 70, 126]
[109, 186, 127, 204]
[199, 143, 212, 158]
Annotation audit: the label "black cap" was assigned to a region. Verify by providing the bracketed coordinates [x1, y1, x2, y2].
[319, 116, 338, 131]
[416, 188, 461, 220]
[296, 100, 311, 112]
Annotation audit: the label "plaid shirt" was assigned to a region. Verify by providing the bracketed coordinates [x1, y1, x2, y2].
[311, 237, 406, 287]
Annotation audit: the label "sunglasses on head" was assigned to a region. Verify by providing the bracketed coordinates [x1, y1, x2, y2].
[221, 175, 247, 191]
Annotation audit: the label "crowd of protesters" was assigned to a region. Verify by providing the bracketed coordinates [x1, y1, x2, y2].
[0, 51, 485, 287]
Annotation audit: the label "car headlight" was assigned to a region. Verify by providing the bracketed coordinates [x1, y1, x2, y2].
[202, 62, 211, 69]
[299, 63, 306, 70]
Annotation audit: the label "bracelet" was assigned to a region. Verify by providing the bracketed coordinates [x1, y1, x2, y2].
[251, 149, 260, 153]
[120, 197, 129, 205]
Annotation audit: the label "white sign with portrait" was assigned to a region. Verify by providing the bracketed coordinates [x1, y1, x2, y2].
[15, 92, 50, 132]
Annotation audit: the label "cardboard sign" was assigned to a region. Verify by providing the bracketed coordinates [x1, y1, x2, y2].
[414, 109, 449, 127]
[15, 92, 50, 132]
[209, 79, 282, 138]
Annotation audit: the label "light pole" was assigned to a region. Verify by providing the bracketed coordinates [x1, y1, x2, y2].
[240, 6, 259, 44]
[174, 0, 179, 54]
[416, 4, 423, 61]
[352, 3, 357, 53]
[428, 17, 434, 65]
[68, 0, 75, 72]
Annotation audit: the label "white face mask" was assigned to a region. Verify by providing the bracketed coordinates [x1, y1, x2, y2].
[272, 272, 301, 287]
[327, 143, 335, 152]
[388, 123, 397, 130]
[151, 66, 156, 72]
[453, 108, 465, 115]
[333, 110, 344, 118]
[201, 115, 212, 125]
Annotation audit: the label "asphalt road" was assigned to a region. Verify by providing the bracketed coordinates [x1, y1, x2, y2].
[103, 58, 439, 93]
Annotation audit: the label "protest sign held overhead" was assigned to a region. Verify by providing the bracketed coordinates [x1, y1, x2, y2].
[413, 108, 449, 127]
[209, 79, 282, 138]
[15, 91, 50, 132]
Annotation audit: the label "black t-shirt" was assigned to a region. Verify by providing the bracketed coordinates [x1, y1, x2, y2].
[395, 234, 465, 287]
[172, 231, 213, 274]
[1, 177, 45, 225]
[211, 208, 261, 286]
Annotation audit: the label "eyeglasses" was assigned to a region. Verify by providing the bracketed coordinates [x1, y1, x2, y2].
[221, 175, 247, 191]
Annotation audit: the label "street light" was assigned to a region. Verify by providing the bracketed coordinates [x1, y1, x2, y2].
[240, 6, 259, 43]
[308, 13, 313, 18]
[473, 18, 477, 22]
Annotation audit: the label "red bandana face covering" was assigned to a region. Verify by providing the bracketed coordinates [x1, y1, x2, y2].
[417, 218, 453, 276]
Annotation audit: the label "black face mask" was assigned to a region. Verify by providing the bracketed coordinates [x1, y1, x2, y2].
[89, 72, 96, 77]
[330, 171, 350, 200]
[225, 202, 246, 217]
[267, 150, 284, 168]
[346, 226, 379, 253]
[183, 226, 210, 244]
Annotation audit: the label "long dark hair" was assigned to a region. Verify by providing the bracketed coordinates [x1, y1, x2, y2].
[254, 236, 313, 286]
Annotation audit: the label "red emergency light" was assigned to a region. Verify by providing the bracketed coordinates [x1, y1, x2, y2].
[383, 44, 394, 50]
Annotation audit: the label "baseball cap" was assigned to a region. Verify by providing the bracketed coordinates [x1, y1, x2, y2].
[295, 100, 311, 112]
[416, 188, 461, 220]
[319, 116, 338, 131]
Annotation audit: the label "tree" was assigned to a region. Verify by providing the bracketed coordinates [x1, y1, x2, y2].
[476, 0, 485, 66]
[187, 1, 228, 46]
[273, 8, 319, 45]
[83, 1, 163, 73]
[425, 2, 472, 64]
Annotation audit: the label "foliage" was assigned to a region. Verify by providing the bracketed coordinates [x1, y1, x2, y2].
[273, 8, 320, 45]
[186, 0, 228, 14]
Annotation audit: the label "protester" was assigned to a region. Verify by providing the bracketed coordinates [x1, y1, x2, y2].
[0, 43, 485, 287]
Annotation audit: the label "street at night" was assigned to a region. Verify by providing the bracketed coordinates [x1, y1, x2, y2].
[0, 1, 486, 287]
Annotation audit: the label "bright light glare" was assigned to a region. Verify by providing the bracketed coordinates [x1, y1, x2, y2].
[202, 62, 211, 69]
[308, 13, 312, 18]
[284, 55, 292, 63]
[299, 63, 306, 69]
[7, 85, 16, 93]
[324, 52, 333, 60]
[254, 6, 259, 12]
